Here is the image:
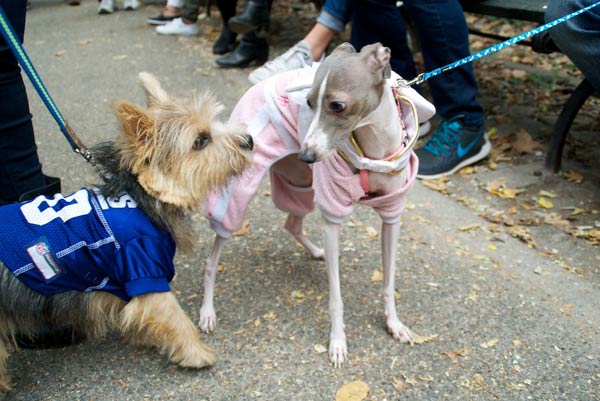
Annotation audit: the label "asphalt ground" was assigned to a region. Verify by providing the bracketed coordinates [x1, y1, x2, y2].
[2, 1, 599, 400]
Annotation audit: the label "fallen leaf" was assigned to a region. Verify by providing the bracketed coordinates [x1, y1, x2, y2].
[313, 344, 327, 353]
[233, 220, 250, 236]
[365, 226, 378, 240]
[78, 38, 94, 45]
[112, 54, 128, 61]
[480, 338, 499, 348]
[291, 290, 305, 299]
[512, 129, 543, 154]
[53, 49, 65, 57]
[564, 170, 584, 183]
[487, 244, 497, 251]
[335, 381, 370, 401]
[412, 333, 438, 345]
[370, 270, 383, 282]
[511, 69, 527, 79]
[443, 346, 469, 362]
[486, 177, 521, 199]
[422, 177, 449, 193]
[391, 377, 408, 392]
[458, 223, 481, 232]
[417, 376, 434, 382]
[537, 197, 554, 209]
[539, 190, 557, 198]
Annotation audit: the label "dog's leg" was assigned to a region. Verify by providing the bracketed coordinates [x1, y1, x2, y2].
[323, 221, 347, 367]
[0, 338, 11, 391]
[199, 234, 227, 333]
[284, 214, 324, 259]
[382, 221, 413, 343]
[121, 292, 216, 368]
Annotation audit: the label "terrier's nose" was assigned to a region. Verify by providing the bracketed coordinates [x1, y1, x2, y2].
[298, 149, 316, 164]
[240, 134, 253, 150]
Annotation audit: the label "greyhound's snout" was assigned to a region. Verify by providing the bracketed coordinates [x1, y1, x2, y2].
[239, 134, 253, 150]
[298, 149, 316, 164]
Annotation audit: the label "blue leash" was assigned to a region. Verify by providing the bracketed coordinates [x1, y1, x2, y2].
[0, 5, 94, 164]
[399, 1, 600, 87]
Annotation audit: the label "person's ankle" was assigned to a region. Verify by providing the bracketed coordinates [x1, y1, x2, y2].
[163, 6, 180, 17]
[182, 17, 195, 25]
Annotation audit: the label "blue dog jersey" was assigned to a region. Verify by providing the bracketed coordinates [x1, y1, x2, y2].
[0, 188, 176, 301]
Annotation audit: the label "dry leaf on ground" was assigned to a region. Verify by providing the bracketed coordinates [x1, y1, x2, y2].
[443, 346, 470, 362]
[564, 170, 584, 183]
[233, 220, 250, 236]
[486, 177, 521, 199]
[512, 129, 543, 154]
[412, 333, 438, 345]
[335, 381, 370, 401]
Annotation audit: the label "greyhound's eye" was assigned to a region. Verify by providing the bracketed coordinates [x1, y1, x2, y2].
[193, 134, 211, 150]
[329, 101, 346, 113]
[306, 98, 312, 109]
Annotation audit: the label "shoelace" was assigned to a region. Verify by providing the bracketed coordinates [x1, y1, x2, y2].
[422, 120, 463, 157]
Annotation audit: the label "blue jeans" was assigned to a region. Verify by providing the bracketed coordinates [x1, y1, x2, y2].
[350, 0, 485, 128]
[0, 0, 45, 204]
[317, 0, 351, 33]
[546, 0, 600, 93]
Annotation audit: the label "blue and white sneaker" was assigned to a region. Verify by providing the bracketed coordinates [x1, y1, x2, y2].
[416, 117, 491, 179]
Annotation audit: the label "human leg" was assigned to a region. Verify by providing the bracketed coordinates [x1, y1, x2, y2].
[0, 0, 47, 205]
[546, 0, 600, 93]
[155, 0, 202, 35]
[402, 0, 488, 178]
[213, 0, 237, 54]
[248, 0, 350, 83]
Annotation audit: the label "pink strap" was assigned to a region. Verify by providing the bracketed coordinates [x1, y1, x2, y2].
[359, 169, 369, 193]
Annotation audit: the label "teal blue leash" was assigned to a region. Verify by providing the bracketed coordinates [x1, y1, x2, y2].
[399, 1, 600, 87]
[0, 5, 94, 164]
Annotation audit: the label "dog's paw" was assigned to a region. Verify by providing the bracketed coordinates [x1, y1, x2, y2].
[199, 305, 217, 333]
[172, 341, 216, 369]
[329, 337, 348, 368]
[386, 318, 414, 344]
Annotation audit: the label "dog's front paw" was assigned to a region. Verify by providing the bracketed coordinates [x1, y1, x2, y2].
[199, 304, 217, 333]
[171, 341, 217, 369]
[386, 318, 414, 344]
[329, 337, 348, 368]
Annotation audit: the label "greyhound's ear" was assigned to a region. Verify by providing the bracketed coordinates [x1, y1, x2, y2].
[138, 71, 171, 107]
[332, 42, 356, 55]
[362, 43, 391, 78]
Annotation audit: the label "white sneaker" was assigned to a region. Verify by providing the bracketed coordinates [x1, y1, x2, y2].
[156, 17, 200, 36]
[248, 40, 323, 84]
[123, 0, 139, 11]
[98, 0, 115, 14]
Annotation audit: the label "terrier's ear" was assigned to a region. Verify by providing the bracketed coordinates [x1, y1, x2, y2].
[362, 43, 391, 79]
[113, 100, 155, 147]
[332, 42, 356, 55]
[138, 72, 170, 107]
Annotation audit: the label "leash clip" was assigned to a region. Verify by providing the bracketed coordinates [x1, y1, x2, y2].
[395, 73, 424, 88]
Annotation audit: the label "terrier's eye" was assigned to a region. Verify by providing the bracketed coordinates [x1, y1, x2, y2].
[329, 101, 346, 113]
[193, 134, 211, 150]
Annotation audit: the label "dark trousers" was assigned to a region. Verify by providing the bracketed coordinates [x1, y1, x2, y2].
[350, 0, 485, 128]
[0, 0, 45, 205]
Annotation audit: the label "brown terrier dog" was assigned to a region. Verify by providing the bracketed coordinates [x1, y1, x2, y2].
[0, 72, 253, 391]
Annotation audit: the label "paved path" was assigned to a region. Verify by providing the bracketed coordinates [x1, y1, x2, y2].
[4, 1, 599, 400]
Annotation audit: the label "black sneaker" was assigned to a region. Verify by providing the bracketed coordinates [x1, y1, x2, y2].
[416, 117, 491, 179]
[147, 13, 180, 25]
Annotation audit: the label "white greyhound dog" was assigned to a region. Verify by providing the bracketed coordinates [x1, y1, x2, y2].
[202, 42, 435, 366]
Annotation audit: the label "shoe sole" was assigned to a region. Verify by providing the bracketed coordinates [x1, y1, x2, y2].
[417, 135, 492, 180]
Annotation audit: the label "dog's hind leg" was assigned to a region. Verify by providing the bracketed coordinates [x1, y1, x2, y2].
[382, 221, 413, 344]
[323, 221, 348, 367]
[284, 214, 324, 259]
[121, 292, 216, 368]
[0, 338, 12, 391]
[199, 234, 227, 333]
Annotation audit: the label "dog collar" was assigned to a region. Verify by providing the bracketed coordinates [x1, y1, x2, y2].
[337, 87, 419, 194]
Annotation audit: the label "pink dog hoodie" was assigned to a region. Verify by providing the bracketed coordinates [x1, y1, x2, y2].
[206, 66, 435, 237]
